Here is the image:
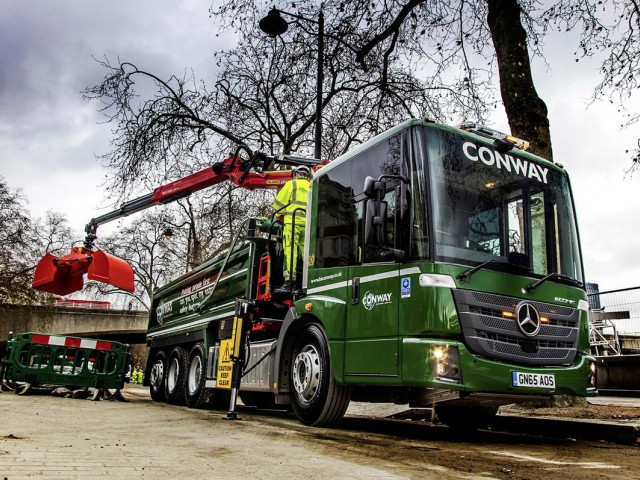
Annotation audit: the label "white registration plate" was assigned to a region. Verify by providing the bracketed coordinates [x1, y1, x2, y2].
[512, 372, 555, 389]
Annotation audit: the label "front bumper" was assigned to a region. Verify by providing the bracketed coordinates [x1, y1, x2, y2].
[402, 338, 596, 398]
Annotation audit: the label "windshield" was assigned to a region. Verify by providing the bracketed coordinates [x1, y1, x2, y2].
[425, 128, 583, 283]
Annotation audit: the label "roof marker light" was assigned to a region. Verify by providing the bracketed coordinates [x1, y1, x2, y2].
[458, 122, 530, 151]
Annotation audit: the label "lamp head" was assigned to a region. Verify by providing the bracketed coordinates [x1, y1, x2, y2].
[259, 8, 289, 37]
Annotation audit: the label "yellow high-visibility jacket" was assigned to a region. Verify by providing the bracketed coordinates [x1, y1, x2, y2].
[273, 178, 310, 226]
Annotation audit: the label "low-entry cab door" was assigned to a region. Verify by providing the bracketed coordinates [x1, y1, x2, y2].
[344, 262, 400, 377]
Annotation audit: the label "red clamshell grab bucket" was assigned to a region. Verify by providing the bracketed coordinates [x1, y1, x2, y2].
[32, 247, 135, 296]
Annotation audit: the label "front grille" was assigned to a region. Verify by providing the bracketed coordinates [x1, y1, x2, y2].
[470, 291, 575, 316]
[454, 290, 581, 366]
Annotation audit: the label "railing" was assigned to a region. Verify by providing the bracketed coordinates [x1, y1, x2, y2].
[52, 298, 111, 309]
[588, 286, 640, 355]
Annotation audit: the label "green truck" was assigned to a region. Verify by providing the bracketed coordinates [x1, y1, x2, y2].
[143, 119, 596, 426]
[33, 118, 596, 427]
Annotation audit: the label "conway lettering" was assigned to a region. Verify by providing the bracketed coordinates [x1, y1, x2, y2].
[462, 142, 549, 184]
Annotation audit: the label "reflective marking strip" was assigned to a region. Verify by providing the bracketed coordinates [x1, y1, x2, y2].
[149, 307, 235, 337]
[301, 295, 346, 305]
[48, 336, 66, 346]
[32, 334, 50, 345]
[401, 267, 423, 276]
[306, 281, 349, 295]
[65, 337, 82, 348]
[306, 267, 421, 295]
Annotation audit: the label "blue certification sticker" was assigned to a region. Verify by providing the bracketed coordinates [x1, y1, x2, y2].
[401, 277, 411, 298]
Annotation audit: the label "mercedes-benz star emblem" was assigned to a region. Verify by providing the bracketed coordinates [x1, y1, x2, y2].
[516, 302, 541, 337]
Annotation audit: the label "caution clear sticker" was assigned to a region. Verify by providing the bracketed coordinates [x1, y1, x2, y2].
[216, 316, 243, 389]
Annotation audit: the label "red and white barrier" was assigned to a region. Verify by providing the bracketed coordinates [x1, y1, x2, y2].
[31, 334, 112, 351]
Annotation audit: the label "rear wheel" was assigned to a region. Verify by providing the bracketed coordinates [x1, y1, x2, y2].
[185, 342, 208, 408]
[290, 323, 351, 426]
[149, 350, 167, 402]
[435, 405, 499, 430]
[166, 346, 188, 405]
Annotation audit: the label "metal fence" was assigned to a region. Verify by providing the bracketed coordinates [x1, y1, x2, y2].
[588, 286, 640, 356]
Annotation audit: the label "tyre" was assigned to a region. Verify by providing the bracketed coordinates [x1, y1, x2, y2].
[165, 346, 188, 405]
[435, 405, 499, 430]
[185, 342, 209, 409]
[149, 350, 167, 402]
[290, 323, 351, 426]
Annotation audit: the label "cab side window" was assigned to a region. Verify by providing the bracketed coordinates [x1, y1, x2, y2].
[315, 161, 353, 267]
[352, 134, 403, 264]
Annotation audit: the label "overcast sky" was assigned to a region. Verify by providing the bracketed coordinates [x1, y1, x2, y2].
[1, 1, 638, 293]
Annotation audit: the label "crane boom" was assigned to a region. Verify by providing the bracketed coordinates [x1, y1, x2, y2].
[32, 151, 322, 296]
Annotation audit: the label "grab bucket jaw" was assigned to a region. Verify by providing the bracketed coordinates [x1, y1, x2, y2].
[32, 247, 135, 296]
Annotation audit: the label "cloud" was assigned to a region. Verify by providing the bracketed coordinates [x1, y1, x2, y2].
[0, 0, 230, 235]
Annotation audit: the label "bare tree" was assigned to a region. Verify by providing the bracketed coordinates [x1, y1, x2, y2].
[0, 178, 34, 304]
[85, 210, 184, 310]
[0, 177, 75, 305]
[487, 0, 552, 160]
[214, 0, 639, 164]
[163, 185, 273, 271]
[33, 211, 75, 257]
[540, 0, 640, 171]
[84, 1, 469, 281]
[291, 0, 550, 157]
[86, 2, 494, 198]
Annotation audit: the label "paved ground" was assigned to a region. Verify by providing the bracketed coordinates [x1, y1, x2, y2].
[1, 385, 638, 479]
[587, 395, 640, 407]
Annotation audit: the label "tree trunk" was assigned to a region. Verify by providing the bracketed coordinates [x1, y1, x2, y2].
[487, 0, 553, 161]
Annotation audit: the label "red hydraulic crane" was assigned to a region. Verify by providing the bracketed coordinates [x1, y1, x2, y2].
[32, 149, 322, 296]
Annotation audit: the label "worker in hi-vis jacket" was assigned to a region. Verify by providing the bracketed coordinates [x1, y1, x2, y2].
[272, 165, 312, 292]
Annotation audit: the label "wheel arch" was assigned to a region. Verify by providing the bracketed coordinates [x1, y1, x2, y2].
[144, 330, 206, 384]
[273, 308, 344, 395]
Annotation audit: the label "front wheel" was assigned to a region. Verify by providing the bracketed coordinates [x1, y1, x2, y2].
[290, 323, 351, 426]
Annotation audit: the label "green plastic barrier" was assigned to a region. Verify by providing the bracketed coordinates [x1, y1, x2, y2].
[1, 332, 130, 390]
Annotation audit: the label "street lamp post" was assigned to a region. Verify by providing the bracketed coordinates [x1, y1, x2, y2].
[259, 7, 324, 161]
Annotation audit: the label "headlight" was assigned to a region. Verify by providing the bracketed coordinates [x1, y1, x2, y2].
[588, 361, 597, 389]
[431, 345, 462, 383]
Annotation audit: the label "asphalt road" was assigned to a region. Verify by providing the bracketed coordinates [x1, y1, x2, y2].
[0, 385, 638, 479]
